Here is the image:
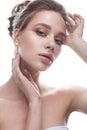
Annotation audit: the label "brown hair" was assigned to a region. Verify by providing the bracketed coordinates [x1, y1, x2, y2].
[8, 0, 68, 37]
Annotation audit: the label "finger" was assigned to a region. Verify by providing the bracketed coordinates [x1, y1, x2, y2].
[13, 55, 39, 92]
[12, 52, 22, 84]
[67, 13, 76, 26]
[74, 14, 84, 25]
[24, 69, 40, 93]
[68, 13, 75, 20]
[12, 51, 41, 97]
[15, 52, 20, 67]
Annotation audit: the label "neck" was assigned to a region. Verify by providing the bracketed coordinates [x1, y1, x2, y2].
[6, 76, 27, 101]
[8, 75, 46, 100]
[20, 58, 40, 86]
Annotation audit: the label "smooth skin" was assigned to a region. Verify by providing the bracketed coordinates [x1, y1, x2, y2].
[0, 10, 87, 130]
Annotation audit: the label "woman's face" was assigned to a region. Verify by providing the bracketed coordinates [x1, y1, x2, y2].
[16, 10, 66, 72]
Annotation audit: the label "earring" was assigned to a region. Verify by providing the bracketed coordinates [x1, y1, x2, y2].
[14, 46, 19, 56]
[16, 46, 19, 52]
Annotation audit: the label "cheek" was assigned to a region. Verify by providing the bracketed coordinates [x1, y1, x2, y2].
[18, 40, 30, 60]
[18, 35, 40, 63]
[19, 31, 40, 48]
[55, 46, 61, 58]
[19, 34, 34, 53]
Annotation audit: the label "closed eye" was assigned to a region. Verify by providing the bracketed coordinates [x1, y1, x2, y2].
[36, 30, 46, 37]
[55, 39, 64, 45]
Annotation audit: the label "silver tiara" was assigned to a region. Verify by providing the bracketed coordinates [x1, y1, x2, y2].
[13, 5, 27, 29]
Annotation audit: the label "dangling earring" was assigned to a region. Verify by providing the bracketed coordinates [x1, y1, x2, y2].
[15, 46, 19, 53]
[14, 46, 19, 56]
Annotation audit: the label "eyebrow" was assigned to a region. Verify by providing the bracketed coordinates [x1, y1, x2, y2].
[35, 23, 66, 38]
[35, 23, 51, 30]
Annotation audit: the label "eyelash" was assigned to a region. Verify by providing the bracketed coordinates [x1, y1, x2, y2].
[55, 39, 64, 45]
[36, 30, 64, 45]
[36, 30, 46, 37]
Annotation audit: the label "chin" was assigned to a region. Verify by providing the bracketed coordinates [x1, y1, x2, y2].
[38, 65, 51, 72]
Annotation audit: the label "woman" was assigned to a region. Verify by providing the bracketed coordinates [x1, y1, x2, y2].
[0, 0, 87, 130]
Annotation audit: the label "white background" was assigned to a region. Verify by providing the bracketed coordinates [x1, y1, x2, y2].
[0, 0, 87, 130]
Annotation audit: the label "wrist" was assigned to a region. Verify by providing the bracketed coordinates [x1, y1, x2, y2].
[29, 98, 41, 107]
[66, 35, 83, 47]
[29, 100, 41, 116]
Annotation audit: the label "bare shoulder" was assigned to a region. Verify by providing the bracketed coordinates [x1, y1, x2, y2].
[0, 83, 9, 99]
[55, 85, 87, 100]
[42, 84, 81, 114]
[0, 84, 6, 100]
[41, 82, 79, 96]
[58, 85, 87, 113]
[41, 83, 75, 103]
[0, 84, 8, 126]
[41, 82, 87, 97]
[60, 85, 87, 98]
[0, 82, 15, 111]
[0, 83, 10, 108]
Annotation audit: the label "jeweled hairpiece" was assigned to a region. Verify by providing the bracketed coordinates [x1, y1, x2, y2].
[13, 5, 27, 29]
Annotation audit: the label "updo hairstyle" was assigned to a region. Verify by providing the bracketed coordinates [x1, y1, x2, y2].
[8, 0, 68, 37]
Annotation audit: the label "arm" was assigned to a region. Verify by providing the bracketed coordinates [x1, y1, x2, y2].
[69, 86, 87, 113]
[65, 13, 87, 63]
[12, 53, 41, 130]
[25, 100, 41, 130]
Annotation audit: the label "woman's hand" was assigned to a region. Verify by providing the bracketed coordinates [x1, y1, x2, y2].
[65, 13, 87, 63]
[65, 13, 84, 46]
[12, 52, 41, 102]
[12, 53, 41, 130]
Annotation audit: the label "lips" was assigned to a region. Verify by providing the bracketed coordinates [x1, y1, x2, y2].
[38, 53, 54, 62]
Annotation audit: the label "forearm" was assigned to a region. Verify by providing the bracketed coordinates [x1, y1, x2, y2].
[65, 13, 87, 62]
[25, 99, 41, 130]
[67, 38, 87, 63]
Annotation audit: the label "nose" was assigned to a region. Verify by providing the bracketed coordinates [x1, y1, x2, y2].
[44, 36, 56, 52]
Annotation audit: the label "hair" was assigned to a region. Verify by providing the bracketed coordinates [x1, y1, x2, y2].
[8, 0, 68, 37]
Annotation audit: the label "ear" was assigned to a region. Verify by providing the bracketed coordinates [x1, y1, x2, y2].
[12, 29, 21, 46]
